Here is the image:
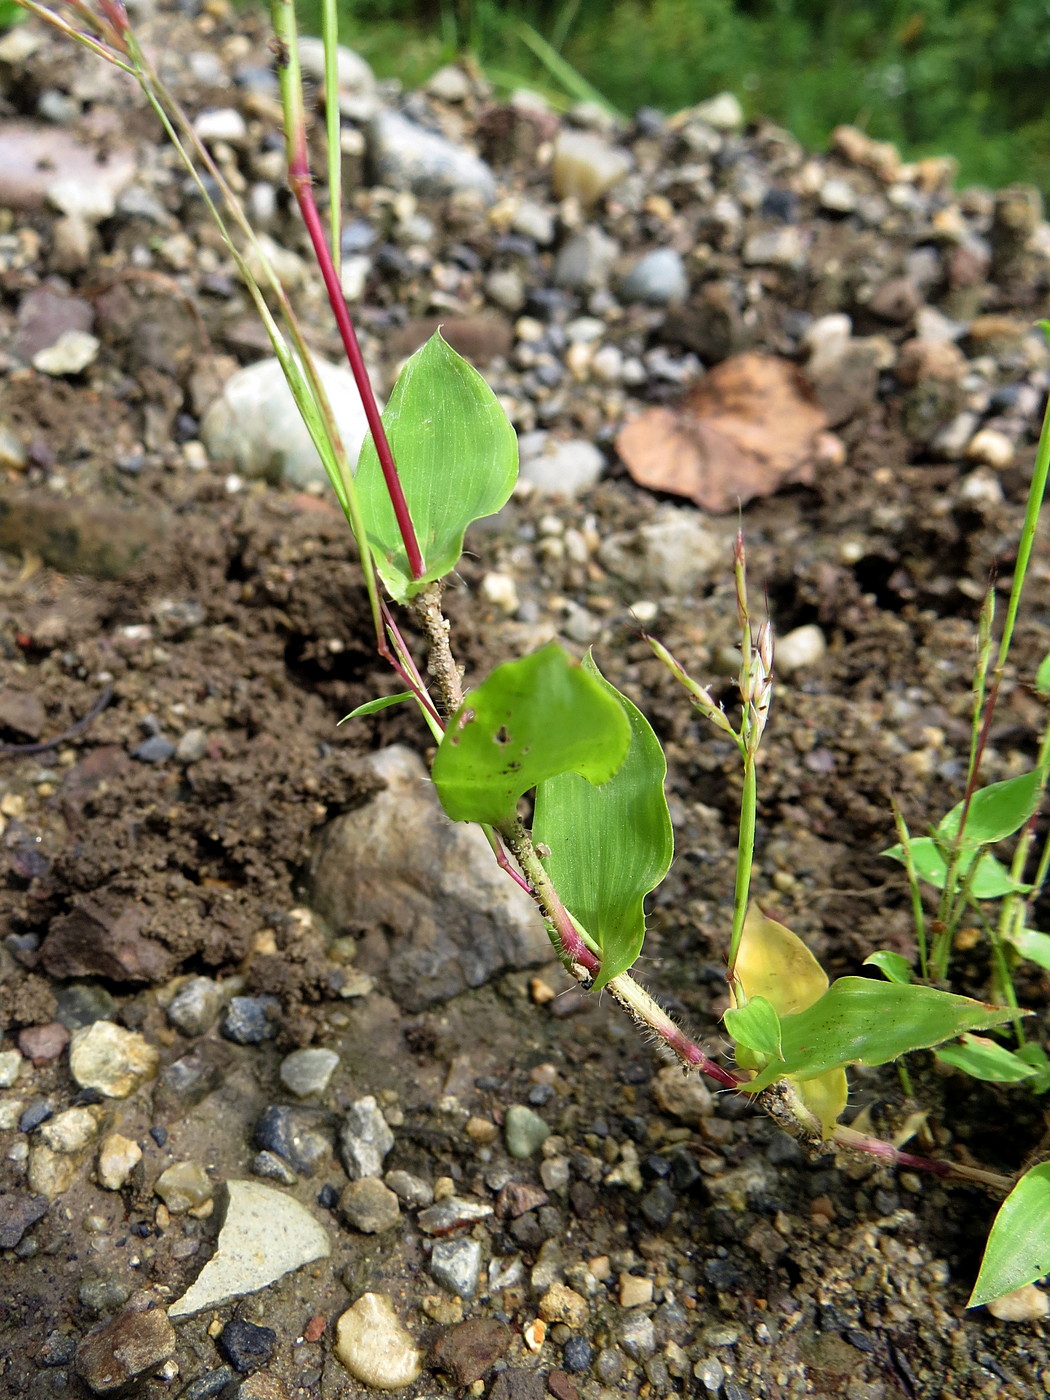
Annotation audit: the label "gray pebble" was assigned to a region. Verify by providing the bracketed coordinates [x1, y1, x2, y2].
[620, 248, 689, 305]
[553, 227, 619, 291]
[131, 735, 175, 764]
[596, 1346, 625, 1383]
[250, 1150, 298, 1186]
[180, 1366, 237, 1399]
[339, 1095, 394, 1179]
[619, 1313, 656, 1358]
[279, 1047, 339, 1098]
[78, 1275, 133, 1314]
[518, 433, 604, 497]
[0, 1192, 48, 1249]
[221, 997, 277, 1045]
[218, 1318, 276, 1374]
[338, 1177, 401, 1233]
[417, 1196, 494, 1234]
[385, 1169, 434, 1208]
[175, 728, 209, 764]
[504, 1104, 551, 1159]
[201, 356, 377, 489]
[167, 977, 225, 1037]
[695, 1356, 726, 1392]
[55, 982, 117, 1031]
[38, 1331, 77, 1367]
[701, 1323, 742, 1347]
[430, 1236, 482, 1297]
[512, 200, 555, 245]
[369, 110, 496, 203]
[253, 1106, 332, 1176]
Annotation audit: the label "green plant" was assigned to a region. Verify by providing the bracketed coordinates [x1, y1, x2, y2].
[300, 0, 1050, 193]
[22, 0, 1050, 1313]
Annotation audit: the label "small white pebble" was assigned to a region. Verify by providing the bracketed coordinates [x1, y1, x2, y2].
[182, 441, 208, 470]
[966, 427, 1015, 469]
[481, 572, 519, 614]
[591, 345, 623, 383]
[775, 624, 827, 676]
[630, 600, 659, 625]
[958, 468, 1004, 506]
[565, 342, 594, 381]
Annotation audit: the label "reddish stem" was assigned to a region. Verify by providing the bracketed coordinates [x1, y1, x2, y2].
[286, 148, 425, 581]
[379, 601, 442, 726]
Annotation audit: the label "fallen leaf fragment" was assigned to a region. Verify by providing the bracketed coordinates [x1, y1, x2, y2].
[616, 352, 828, 512]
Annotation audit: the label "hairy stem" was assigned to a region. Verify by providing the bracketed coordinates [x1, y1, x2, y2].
[411, 581, 465, 714]
[832, 1126, 1013, 1192]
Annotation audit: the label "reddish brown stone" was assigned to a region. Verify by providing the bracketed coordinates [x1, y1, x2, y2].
[495, 1180, 549, 1219]
[75, 1300, 175, 1394]
[431, 1317, 512, 1387]
[302, 1314, 326, 1343]
[16, 1022, 69, 1066]
[548, 1371, 580, 1400]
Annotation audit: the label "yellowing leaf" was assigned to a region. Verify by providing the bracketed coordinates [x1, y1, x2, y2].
[793, 1067, 848, 1138]
[731, 903, 828, 1016]
[728, 904, 845, 1137]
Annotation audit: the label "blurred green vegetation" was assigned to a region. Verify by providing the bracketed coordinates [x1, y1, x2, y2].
[298, 0, 1050, 192]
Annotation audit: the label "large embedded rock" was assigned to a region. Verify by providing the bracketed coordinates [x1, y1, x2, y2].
[308, 746, 551, 1010]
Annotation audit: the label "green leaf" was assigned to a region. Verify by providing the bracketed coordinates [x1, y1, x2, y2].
[432, 643, 631, 826]
[1036, 652, 1050, 698]
[884, 839, 1028, 898]
[935, 1034, 1037, 1083]
[1017, 1043, 1050, 1094]
[356, 331, 518, 601]
[744, 978, 1019, 1092]
[532, 652, 673, 990]
[969, 1163, 1050, 1307]
[1006, 926, 1050, 972]
[937, 770, 1042, 850]
[863, 950, 913, 984]
[724, 995, 784, 1062]
[338, 692, 414, 722]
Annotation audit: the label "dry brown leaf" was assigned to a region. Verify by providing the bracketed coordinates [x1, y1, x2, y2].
[616, 353, 828, 513]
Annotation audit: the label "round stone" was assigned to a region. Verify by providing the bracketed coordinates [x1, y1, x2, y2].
[32, 329, 99, 376]
[39, 1105, 102, 1154]
[279, 1048, 339, 1099]
[334, 1293, 422, 1389]
[430, 1237, 482, 1298]
[966, 426, 1015, 469]
[652, 1065, 713, 1125]
[338, 1177, 401, 1234]
[69, 1021, 159, 1099]
[201, 356, 380, 489]
[154, 1161, 213, 1214]
[167, 977, 225, 1037]
[504, 1104, 550, 1159]
[620, 248, 689, 306]
[775, 624, 827, 676]
[218, 1319, 277, 1374]
[97, 1134, 142, 1191]
[563, 1336, 594, 1372]
[221, 997, 276, 1046]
